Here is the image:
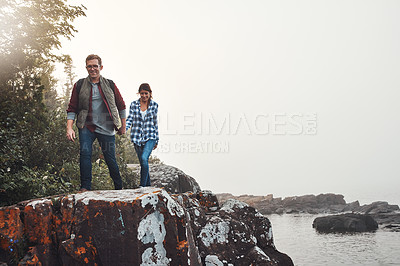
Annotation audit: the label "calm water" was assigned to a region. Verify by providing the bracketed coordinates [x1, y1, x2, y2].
[268, 214, 400, 266]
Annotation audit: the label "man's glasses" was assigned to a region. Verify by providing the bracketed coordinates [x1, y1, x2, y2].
[86, 65, 100, 69]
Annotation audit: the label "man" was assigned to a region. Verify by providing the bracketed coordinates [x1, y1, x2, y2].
[66, 54, 126, 191]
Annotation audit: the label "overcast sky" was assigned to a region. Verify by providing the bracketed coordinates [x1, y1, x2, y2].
[59, 0, 400, 205]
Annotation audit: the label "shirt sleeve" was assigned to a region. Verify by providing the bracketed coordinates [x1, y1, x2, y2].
[154, 103, 159, 144]
[125, 102, 134, 131]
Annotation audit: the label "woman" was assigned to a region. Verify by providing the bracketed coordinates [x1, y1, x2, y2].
[126, 83, 159, 187]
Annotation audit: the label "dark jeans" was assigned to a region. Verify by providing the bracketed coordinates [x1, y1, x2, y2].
[134, 139, 156, 187]
[79, 127, 122, 190]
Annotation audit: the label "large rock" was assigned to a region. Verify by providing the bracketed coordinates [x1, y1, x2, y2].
[199, 199, 293, 265]
[0, 188, 293, 266]
[128, 164, 201, 194]
[2, 188, 201, 265]
[178, 194, 293, 265]
[312, 213, 379, 233]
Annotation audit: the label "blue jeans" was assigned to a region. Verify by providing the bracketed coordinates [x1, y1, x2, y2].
[134, 139, 156, 187]
[79, 127, 122, 190]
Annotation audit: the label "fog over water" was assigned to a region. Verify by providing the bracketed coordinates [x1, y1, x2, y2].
[59, 0, 400, 206]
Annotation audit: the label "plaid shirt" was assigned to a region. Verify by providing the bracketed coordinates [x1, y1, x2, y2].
[126, 99, 159, 146]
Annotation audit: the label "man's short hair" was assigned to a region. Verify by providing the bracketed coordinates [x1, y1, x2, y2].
[86, 54, 102, 66]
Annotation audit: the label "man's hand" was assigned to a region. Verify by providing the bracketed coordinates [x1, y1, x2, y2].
[117, 127, 126, 135]
[66, 119, 76, 142]
[118, 118, 126, 135]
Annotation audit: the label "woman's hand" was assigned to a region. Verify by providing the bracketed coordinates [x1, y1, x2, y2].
[117, 127, 126, 135]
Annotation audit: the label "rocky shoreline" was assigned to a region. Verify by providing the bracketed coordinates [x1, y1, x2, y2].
[1, 163, 398, 265]
[216, 193, 400, 232]
[129, 164, 400, 233]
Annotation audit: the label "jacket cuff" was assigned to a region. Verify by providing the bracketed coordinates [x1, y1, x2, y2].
[67, 112, 76, 120]
[119, 109, 127, 119]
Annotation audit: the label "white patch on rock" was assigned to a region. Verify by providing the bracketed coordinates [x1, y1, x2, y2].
[160, 190, 184, 217]
[220, 199, 249, 213]
[67, 200, 73, 209]
[141, 246, 169, 265]
[199, 217, 229, 247]
[138, 210, 170, 265]
[205, 255, 223, 266]
[141, 192, 159, 208]
[27, 199, 51, 209]
[61, 197, 74, 209]
[73, 188, 160, 205]
[267, 226, 273, 241]
[254, 246, 271, 261]
[235, 231, 246, 241]
[138, 211, 165, 244]
[255, 211, 264, 217]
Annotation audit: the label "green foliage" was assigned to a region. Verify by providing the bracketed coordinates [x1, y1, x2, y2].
[61, 55, 77, 111]
[0, 166, 73, 206]
[0, 0, 87, 206]
[0, 0, 86, 175]
[116, 135, 141, 188]
[0, 81, 47, 172]
[117, 133, 139, 164]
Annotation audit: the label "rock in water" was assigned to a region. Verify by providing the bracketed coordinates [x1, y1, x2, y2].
[312, 213, 379, 233]
[0, 188, 293, 266]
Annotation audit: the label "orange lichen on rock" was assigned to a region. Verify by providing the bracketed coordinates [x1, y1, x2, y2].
[60, 234, 98, 264]
[76, 246, 87, 255]
[24, 202, 53, 245]
[25, 254, 41, 266]
[17, 246, 42, 266]
[194, 191, 219, 211]
[0, 207, 23, 250]
[53, 196, 75, 240]
[84, 236, 98, 258]
[178, 240, 188, 250]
